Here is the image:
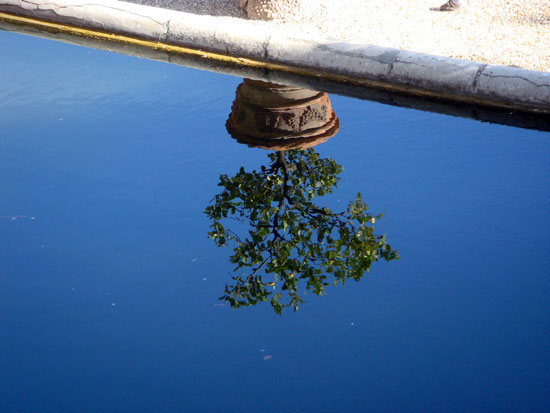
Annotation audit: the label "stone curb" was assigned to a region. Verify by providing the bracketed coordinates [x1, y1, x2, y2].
[1, 0, 549, 113]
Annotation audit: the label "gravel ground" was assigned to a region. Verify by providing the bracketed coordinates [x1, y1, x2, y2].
[125, 0, 550, 72]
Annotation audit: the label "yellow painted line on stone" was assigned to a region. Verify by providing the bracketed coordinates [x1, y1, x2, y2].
[0, 11, 544, 113]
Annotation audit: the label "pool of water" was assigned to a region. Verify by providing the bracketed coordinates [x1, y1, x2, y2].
[1, 31, 549, 412]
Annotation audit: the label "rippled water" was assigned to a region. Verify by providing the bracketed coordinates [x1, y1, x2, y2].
[1, 30, 549, 412]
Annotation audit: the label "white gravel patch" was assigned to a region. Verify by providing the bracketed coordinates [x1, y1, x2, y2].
[124, 0, 550, 72]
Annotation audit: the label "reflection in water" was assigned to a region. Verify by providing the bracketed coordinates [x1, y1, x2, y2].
[205, 80, 398, 313]
[226, 79, 340, 150]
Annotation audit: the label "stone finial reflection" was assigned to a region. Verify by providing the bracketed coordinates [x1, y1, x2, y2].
[226, 79, 339, 151]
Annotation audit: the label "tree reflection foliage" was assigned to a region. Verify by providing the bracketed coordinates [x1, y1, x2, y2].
[205, 149, 398, 314]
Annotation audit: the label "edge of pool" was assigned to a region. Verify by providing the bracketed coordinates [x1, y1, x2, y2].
[1, 0, 549, 115]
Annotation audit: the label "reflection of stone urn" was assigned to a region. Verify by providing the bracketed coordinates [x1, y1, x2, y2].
[227, 79, 339, 150]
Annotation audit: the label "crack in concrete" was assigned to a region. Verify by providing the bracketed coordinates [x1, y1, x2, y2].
[386, 54, 399, 76]
[472, 64, 487, 91]
[164, 17, 171, 41]
[392, 58, 434, 70]
[262, 34, 271, 59]
[480, 73, 550, 89]
[211, 28, 217, 48]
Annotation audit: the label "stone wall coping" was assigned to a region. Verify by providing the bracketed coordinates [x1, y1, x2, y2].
[1, 0, 549, 114]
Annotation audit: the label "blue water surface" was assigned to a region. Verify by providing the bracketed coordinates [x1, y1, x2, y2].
[1, 31, 549, 412]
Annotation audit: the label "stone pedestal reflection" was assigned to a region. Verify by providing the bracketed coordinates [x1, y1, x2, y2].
[226, 79, 339, 150]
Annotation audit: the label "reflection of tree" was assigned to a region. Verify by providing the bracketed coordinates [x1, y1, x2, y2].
[205, 149, 398, 314]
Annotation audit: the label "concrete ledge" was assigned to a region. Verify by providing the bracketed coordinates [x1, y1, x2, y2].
[1, 0, 549, 114]
[3, 18, 548, 132]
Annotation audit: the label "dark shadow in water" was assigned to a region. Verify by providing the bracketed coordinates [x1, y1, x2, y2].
[205, 80, 398, 314]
